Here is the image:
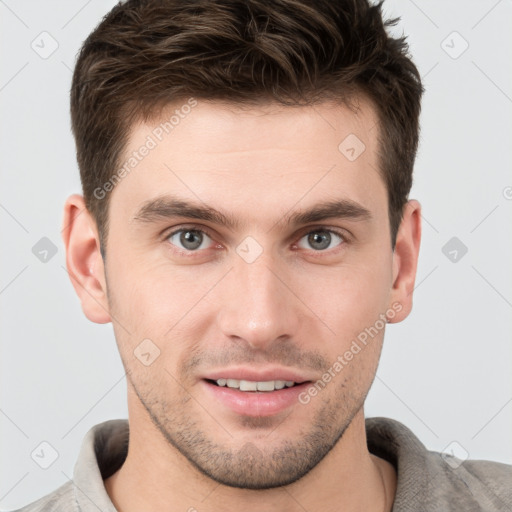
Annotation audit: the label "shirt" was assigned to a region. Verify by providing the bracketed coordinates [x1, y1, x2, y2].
[12, 417, 512, 511]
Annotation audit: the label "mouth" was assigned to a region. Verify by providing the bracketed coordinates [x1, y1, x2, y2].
[201, 377, 313, 417]
[204, 378, 304, 392]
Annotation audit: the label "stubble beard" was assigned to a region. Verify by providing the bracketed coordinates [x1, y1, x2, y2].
[129, 372, 363, 490]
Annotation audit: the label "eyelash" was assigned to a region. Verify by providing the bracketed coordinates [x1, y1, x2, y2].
[163, 225, 350, 257]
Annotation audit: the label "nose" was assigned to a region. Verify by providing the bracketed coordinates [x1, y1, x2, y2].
[216, 249, 301, 352]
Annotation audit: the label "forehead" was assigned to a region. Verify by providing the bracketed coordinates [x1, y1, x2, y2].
[110, 98, 385, 226]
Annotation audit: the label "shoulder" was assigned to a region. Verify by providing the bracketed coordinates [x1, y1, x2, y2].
[10, 419, 128, 512]
[9, 481, 77, 512]
[455, 457, 512, 508]
[423, 450, 512, 510]
[365, 416, 512, 511]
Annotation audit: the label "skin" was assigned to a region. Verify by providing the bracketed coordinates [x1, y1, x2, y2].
[62, 98, 421, 512]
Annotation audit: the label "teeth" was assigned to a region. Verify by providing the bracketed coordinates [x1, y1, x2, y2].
[257, 381, 274, 391]
[274, 380, 285, 390]
[215, 379, 298, 392]
[239, 380, 258, 391]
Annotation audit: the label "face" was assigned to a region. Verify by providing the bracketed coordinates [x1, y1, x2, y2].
[69, 98, 417, 489]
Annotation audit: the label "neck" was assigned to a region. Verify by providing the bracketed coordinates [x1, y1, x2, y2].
[105, 389, 396, 512]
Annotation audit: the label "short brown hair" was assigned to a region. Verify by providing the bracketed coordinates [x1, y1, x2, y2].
[70, 0, 423, 255]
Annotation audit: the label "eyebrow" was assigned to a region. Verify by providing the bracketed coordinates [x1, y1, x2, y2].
[131, 194, 372, 230]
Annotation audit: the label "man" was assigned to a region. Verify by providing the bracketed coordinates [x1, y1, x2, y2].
[15, 0, 511, 510]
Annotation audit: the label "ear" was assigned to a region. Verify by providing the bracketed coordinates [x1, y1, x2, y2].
[387, 199, 422, 323]
[61, 194, 111, 324]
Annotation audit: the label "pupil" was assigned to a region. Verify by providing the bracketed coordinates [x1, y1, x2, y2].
[181, 230, 202, 250]
[309, 231, 330, 250]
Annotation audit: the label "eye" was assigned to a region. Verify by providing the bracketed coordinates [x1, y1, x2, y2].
[166, 228, 214, 252]
[164, 225, 348, 256]
[296, 228, 346, 252]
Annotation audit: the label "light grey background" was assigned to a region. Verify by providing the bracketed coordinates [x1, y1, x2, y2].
[1, 0, 511, 508]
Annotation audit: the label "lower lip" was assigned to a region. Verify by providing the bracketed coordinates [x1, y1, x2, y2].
[201, 380, 311, 417]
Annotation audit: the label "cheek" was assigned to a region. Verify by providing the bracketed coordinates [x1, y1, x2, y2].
[107, 255, 224, 344]
[296, 260, 392, 342]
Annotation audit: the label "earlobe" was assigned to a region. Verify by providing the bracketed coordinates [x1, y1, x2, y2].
[387, 200, 422, 323]
[61, 194, 111, 324]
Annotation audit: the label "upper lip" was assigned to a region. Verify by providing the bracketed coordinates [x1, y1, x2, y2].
[202, 367, 314, 384]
